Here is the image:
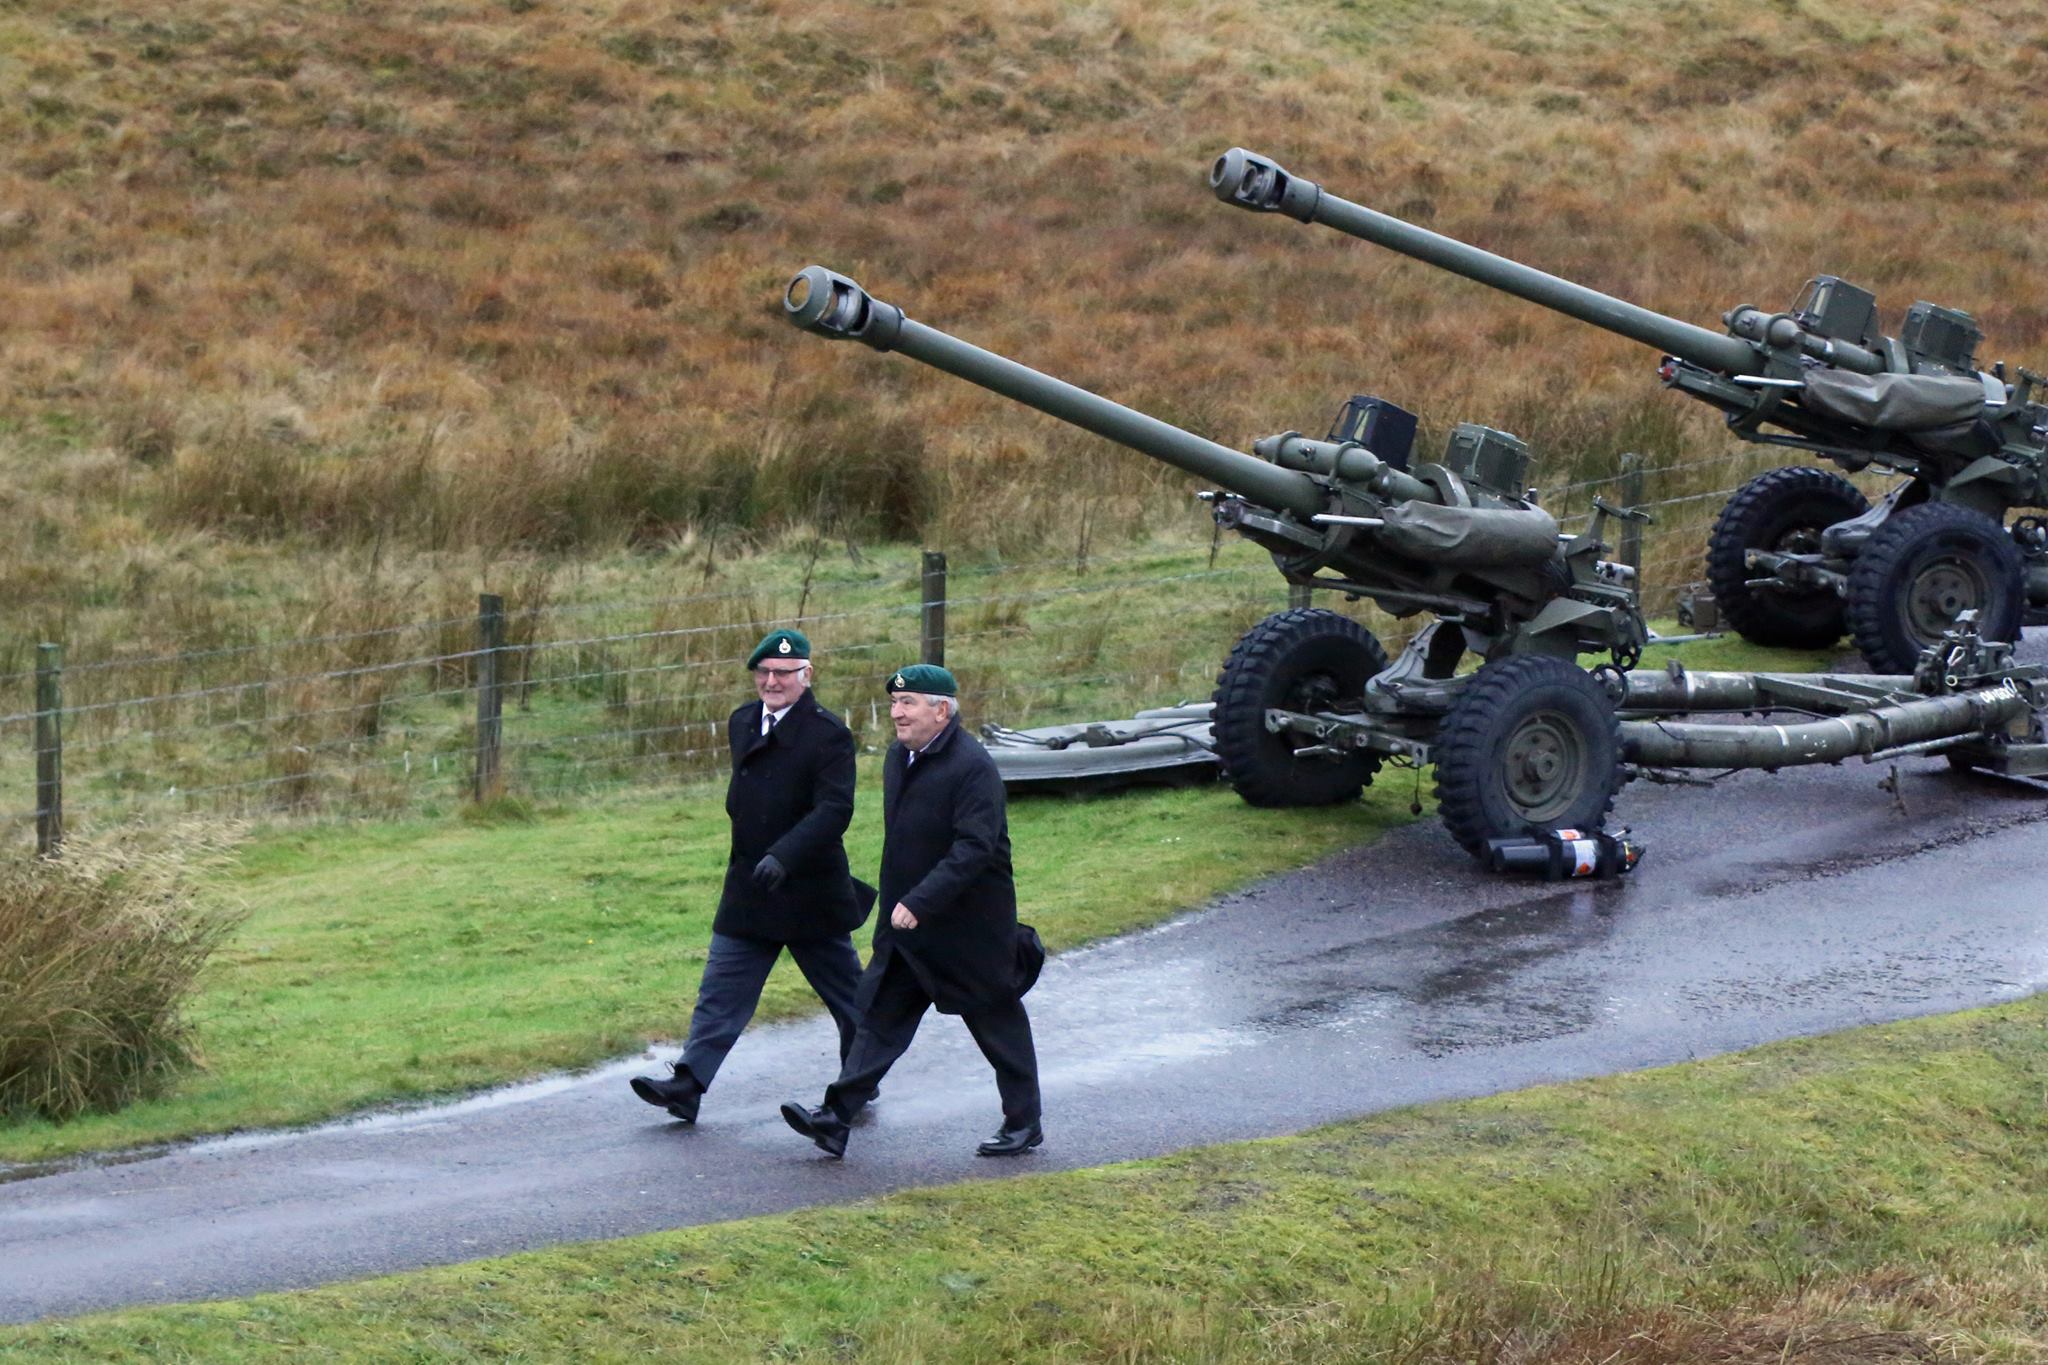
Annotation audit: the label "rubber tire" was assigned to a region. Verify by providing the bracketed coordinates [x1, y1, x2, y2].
[1705, 466, 1869, 648]
[1212, 608, 1389, 807]
[1845, 501, 2025, 673]
[1433, 654, 1622, 859]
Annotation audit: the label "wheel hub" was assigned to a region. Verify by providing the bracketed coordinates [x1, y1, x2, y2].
[1906, 557, 1984, 641]
[1285, 672, 1340, 713]
[1503, 712, 1586, 820]
[1281, 672, 1344, 753]
[1764, 523, 1833, 602]
[1776, 525, 1823, 555]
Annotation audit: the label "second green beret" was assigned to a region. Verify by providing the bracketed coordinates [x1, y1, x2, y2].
[886, 663, 957, 697]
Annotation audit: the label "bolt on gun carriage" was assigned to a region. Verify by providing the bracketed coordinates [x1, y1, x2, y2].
[784, 265, 2048, 864]
[1210, 147, 2048, 674]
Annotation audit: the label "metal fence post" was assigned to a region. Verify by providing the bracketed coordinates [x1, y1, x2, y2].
[1619, 452, 1646, 578]
[473, 594, 504, 801]
[35, 643, 63, 856]
[920, 551, 947, 667]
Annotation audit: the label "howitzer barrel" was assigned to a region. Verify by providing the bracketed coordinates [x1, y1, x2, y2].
[784, 266, 1327, 518]
[1620, 681, 2030, 768]
[1211, 148, 1763, 377]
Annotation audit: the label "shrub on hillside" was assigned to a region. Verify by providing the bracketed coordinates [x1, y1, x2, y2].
[0, 830, 244, 1122]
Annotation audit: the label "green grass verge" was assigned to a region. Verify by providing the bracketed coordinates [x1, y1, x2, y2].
[6, 996, 2043, 1360]
[0, 774, 1409, 1166]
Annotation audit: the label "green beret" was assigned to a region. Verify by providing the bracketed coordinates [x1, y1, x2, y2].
[747, 628, 811, 670]
[886, 663, 957, 697]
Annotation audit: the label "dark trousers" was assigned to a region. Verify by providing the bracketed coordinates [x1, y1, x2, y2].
[824, 949, 1040, 1128]
[678, 931, 863, 1090]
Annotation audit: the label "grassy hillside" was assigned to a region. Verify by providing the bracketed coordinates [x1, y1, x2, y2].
[5, 0, 2046, 661]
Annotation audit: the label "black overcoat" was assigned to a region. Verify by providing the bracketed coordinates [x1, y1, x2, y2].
[871, 716, 1023, 1014]
[715, 689, 870, 942]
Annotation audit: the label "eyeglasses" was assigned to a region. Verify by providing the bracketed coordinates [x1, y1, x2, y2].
[753, 666, 808, 679]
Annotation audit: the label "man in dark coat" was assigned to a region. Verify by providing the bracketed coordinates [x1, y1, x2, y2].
[630, 628, 873, 1125]
[781, 663, 1044, 1159]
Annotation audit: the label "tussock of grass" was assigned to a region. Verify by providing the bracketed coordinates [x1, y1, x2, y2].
[0, 828, 243, 1122]
[457, 793, 536, 825]
[5, 998, 2043, 1360]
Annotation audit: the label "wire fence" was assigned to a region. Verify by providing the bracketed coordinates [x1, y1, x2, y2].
[4, 448, 1898, 844]
[2, 551, 1300, 839]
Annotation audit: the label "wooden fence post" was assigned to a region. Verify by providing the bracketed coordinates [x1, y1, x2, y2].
[920, 551, 947, 667]
[35, 643, 62, 857]
[473, 594, 504, 802]
[1619, 452, 1646, 579]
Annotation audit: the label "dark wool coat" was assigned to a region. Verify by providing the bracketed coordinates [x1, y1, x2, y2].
[871, 716, 1025, 1014]
[715, 689, 872, 942]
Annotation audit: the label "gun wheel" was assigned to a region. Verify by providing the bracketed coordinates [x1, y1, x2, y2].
[1706, 466, 1868, 648]
[1846, 501, 2025, 673]
[1212, 607, 1388, 807]
[1433, 655, 1621, 859]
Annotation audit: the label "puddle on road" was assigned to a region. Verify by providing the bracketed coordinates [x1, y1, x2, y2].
[1235, 883, 1632, 1057]
[1057, 1027, 1242, 1087]
[1679, 945, 2026, 1018]
[1694, 791, 2048, 901]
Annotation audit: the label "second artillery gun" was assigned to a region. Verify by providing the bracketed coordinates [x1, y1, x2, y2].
[1211, 148, 2048, 673]
[784, 265, 2048, 866]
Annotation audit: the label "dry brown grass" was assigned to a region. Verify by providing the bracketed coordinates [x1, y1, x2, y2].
[0, 826, 243, 1121]
[1387, 1260, 2048, 1363]
[4, 0, 2046, 649]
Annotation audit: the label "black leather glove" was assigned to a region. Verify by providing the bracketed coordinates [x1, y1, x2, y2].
[752, 853, 787, 892]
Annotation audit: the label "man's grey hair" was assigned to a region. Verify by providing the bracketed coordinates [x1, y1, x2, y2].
[910, 691, 956, 719]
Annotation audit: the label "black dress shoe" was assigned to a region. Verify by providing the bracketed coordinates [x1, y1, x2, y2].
[629, 1065, 702, 1123]
[780, 1101, 849, 1158]
[975, 1121, 1043, 1157]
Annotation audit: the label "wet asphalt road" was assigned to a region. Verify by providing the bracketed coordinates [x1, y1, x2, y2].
[6, 662, 2048, 1322]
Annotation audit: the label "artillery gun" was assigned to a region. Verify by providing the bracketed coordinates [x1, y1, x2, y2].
[785, 264, 1647, 851]
[1210, 148, 2048, 673]
[783, 266, 2048, 865]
